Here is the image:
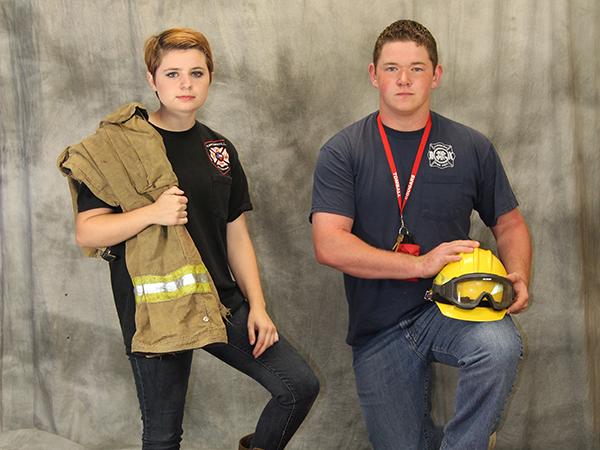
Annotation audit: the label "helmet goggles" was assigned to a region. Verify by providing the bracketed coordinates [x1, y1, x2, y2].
[430, 273, 514, 311]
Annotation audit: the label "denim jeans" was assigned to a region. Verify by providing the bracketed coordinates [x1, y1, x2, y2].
[352, 302, 522, 450]
[129, 302, 319, 450]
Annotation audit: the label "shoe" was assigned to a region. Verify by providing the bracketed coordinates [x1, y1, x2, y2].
[238, 433, 264, 450]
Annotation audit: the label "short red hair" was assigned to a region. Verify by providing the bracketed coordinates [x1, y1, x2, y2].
[144, 28, 214, 80]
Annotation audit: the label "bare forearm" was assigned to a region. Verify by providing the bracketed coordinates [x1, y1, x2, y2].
[492, 209, 532, 314]
[76, 186, 188, 248]
[227, 217, 266, 309]
[312, 212, 479, 280]
[314, 228, 421, 279]
[76, 205, 156, 248]
[495, 221, 532, 285]
[492, 209, 532, 285]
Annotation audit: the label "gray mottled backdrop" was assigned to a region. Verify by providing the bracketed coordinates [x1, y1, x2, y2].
[1, 0, 599, 449]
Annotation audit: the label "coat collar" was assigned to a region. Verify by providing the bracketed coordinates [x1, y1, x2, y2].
[100, 102, 149, 126]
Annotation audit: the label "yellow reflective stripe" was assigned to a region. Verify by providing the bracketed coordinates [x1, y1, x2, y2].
[132, 264, 213, 304]
[133, 264, 208, 285]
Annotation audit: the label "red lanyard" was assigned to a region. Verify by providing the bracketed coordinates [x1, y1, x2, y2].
[376, 113, 432, 224]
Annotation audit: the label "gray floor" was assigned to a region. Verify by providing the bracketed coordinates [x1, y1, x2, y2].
[0, 429, 87, 450]
[0, 428, 237, 450]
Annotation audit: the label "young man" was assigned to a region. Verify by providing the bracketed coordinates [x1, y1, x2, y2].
[311, 20, 531, 449]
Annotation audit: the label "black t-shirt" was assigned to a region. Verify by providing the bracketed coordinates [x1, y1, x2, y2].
[78, 120, 253, 353]
[311, 111, 518, 346]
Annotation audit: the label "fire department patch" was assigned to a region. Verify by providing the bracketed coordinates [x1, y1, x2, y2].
[428, 142, 455, 169]
[205, 140, 231, 175]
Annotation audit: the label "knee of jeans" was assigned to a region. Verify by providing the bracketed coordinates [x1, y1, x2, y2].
[278, 371, 320, 408]
[477, 331, 522, 372]
[301, 371, 320, 404]
[461, 323, 522, 371]
[495, 334, 522, 368]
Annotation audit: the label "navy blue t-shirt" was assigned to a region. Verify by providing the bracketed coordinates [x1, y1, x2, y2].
[311, 111, 518, 346]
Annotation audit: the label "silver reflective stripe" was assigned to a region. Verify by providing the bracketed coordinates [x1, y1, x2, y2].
[135, 272, 210, 297]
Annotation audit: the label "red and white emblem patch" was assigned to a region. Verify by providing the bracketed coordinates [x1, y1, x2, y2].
[205, 140, 231, 175]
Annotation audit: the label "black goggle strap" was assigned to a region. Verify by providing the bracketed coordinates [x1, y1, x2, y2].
[431, 291, 480, 310]
[431, 291, 510, 311]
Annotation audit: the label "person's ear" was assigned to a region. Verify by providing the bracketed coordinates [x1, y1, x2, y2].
[146, 71, 157, 91]
[432, 64, 443, 89]
[368, 63, 379, 88]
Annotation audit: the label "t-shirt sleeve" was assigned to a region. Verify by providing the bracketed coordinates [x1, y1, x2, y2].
[227, 143, 253, 222]
[474, 142, 519, 227]
[310, 139, 356, 222]
[77, 182, 120, 213]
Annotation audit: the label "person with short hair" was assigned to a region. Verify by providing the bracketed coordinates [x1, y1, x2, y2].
[311, 19, 531, 449]
[62, 28, 319, 450]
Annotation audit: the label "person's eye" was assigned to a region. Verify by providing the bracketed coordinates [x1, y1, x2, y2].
[192, 71, 204, 78]
[166, 72, 178, 78]
[384, 66, 397, 72]
[412, 67, 424, 72]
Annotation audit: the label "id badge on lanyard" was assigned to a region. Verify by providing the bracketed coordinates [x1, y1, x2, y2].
[377, 113, 432, 280]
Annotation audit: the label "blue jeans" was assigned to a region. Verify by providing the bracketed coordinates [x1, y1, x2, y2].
[352, 302, 522, 450]
[129, 302, 319, 450]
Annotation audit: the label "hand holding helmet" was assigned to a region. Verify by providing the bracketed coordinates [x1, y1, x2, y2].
[416, 239, 480, 279]
[428, 248, 516, 322]
[505, 271, 529, 314]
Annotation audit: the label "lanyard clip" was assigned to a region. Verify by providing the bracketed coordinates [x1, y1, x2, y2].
[398, 216, 407, 237]
[100, 247, 118, 262]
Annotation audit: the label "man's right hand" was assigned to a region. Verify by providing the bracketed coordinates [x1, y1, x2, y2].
[150, 186, 188, 226]
[418, 240, 480, 278]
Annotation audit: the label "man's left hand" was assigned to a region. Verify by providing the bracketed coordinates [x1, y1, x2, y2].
[507, 272, 529, 314]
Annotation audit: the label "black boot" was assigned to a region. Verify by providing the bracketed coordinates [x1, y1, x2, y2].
[238, 433, 264, 450]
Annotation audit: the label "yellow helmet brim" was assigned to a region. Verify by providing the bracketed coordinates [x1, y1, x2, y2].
[435, 302, 507, 322]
